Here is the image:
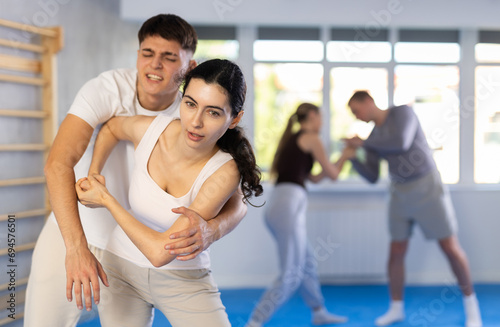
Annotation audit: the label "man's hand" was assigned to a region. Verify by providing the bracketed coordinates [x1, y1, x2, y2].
[341, 145, 357, 159]
[65, 246, 109, 311]
[166, 207, 216, 261]
[342, 135, 364, 148]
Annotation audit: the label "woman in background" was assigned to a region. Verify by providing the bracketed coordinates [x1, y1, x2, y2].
[246, 103, 354, 327]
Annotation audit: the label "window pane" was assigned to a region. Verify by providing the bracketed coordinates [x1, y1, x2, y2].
[330, 67, 389, 179]
[327, 41, 391, 62]
[253, 40, 324, 62]
[395, 42, 460, 63]
[475, 66, 500, 183]
[254, 63, 323, 174]
[394, 65, 460, 183]
[194, 40, 239, 62]
[475, 43, 500, 63]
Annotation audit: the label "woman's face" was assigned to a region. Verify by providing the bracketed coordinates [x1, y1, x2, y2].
[307, 110, 323, 132]
[180, 78, 242, 149]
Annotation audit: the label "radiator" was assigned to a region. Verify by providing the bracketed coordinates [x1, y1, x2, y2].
[306, 199, 389, 283]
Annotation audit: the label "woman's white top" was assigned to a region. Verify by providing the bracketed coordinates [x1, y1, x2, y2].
[105, 113, 234, 269]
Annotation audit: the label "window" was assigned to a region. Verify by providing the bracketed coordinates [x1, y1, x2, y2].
[475, 30, 500, 63]
[254, 63, 324, 175]
[327, 41, 391, 63]
[394, 65, 460, 183]
[248, 26, 493, 185]
[474, 30, 500, 183]
[394, 43, 460, 63]
[192, 26, 239, 62]
[253, 27, 323, 175]
[327, 28, 391, 63]
[394, 29, 460, 184]
[328, 28, 390, 179]
[195, 40, 239, 62]
[253, 27, 323, 62]
[254, 40, 323, 62]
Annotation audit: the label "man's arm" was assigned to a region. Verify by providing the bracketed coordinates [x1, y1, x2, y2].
[167, 190, 247, 260]
[350, 149, 381, 183]
[363, 106, 419, 153]
[44, 114, 108, 311]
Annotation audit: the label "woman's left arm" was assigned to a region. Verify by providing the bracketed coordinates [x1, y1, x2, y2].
[167, 190, 246, 260]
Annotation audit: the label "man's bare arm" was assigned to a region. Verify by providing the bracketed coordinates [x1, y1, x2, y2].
[167, 191, 247, 260]
[44, 114, 108, 311]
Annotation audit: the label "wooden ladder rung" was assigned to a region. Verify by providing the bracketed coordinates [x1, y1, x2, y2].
[0, 144, 47, 152]
[0, 277, 28, 292]
[0, 312, 25, 325]
[0, 144, 48, 152]
[0, 18, 58, 38]
[0, 109, 48, 119]
[0, 38, 45, 53]
[0, 177, 45, 188]
[0, 54, 42, 74]
[0, 242, 36, 256]
[0, 73, 45, 86]
[0, 208, 50, 221]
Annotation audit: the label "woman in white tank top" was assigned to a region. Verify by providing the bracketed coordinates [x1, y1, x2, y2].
[75, 59, 262, 327]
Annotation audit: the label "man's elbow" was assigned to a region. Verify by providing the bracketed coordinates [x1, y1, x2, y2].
[44, 159, 67, 182]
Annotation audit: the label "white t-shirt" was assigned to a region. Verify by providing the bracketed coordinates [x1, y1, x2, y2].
[106, 113, 233, 269]
[49, 68, 181, 249]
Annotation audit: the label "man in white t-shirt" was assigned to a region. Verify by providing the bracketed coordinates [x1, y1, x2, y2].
[24, 14, 247, 327]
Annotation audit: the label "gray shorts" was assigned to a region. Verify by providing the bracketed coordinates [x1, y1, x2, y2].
[389, 169, 458, 241]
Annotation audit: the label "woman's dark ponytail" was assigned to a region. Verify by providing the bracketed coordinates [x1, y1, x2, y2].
[217, 127, 263, 205]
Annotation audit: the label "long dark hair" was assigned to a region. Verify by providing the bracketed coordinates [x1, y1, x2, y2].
[182, 59, 263, 204]
[270, 103, 320, 179]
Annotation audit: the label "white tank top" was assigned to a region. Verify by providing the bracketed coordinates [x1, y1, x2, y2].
[105, 112, 234, 269]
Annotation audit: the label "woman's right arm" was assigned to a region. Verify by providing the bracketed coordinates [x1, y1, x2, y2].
[88, 116, 152, 176]
[76, 160, 240, 268]
[302, 134, 354, 181]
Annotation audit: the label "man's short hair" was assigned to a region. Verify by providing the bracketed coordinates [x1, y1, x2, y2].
[348, 90, 373, 106]
[138, 14, 197, 54]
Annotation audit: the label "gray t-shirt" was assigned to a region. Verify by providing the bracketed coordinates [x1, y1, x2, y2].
[351, 105, 436, 184]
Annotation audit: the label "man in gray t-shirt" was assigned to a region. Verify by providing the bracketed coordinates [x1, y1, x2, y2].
[344, 91, 482, 327]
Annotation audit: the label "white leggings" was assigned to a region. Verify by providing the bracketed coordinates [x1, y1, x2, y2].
[249, 183, 324, 324]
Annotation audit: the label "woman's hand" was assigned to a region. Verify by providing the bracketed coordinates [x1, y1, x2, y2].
[75, 175, 111, 208]
[342, 136, 364, 149]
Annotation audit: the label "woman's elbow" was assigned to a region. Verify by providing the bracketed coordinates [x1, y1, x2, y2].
[149, 254, 175, 268]
[326, 169, 340, 181]
[147, 239, 176, 268]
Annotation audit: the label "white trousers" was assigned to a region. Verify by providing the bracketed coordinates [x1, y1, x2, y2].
[249, 183, 324, 324]
[98, 251, 230, 327]
[24, 218, 102, 327]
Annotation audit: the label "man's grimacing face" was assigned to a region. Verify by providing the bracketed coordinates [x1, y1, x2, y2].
[136, 35, 194, 101]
